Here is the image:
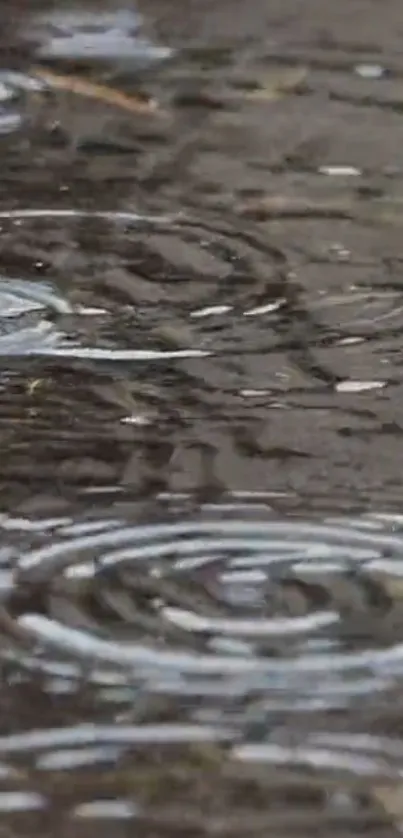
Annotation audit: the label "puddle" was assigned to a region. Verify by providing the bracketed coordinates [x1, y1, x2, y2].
[0, 0, 401, 836]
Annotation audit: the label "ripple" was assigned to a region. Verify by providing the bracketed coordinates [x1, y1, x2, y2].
[3, 345, 211, 360]
[0, 278, 72, 316]
[0, 208, 212, 361]
[231, 742, 394, 777]
[16, 519, 403, 577]
[36, 745, 127, 770]
[3, 510, 403, 833]
[0, 724, 235, 753]
[161, 606, 337, 636]
[0, 205, 291, 392]
[1, 0, 403, 831]
[2, 511, 403, 705]
[0, 208, 176, 223]
[14, 611, 403, 679]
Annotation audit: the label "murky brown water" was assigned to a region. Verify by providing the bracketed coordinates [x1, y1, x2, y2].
[0, 0, 403, 836]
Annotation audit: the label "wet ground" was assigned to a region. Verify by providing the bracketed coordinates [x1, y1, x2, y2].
[0, 0, 403, 835]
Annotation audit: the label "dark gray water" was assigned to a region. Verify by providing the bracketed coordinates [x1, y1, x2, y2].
[0, 1, 402, 836]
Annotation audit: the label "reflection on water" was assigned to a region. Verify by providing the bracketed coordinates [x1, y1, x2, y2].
[0, 0, 402, 835]
[27, 8, 173, 66]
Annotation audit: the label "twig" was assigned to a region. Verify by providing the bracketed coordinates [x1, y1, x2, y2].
[33, 67, 160, 116]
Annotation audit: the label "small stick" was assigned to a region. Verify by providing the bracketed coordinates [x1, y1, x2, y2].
[33, 67, 160, 116]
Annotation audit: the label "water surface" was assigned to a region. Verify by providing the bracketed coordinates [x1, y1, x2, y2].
[0, 0, 401, 836]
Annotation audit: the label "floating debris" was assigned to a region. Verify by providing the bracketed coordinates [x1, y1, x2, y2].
[335, 380, 386, 393]
[243, 300, 285, 316]
[242, 67, 308, 101]
[33, 68, 160, 116]
[318, 166, 362, 177]
[72, 799, 139, 820]
[191, 305, 232, 318]
[239, 196, 355, 220]
[354, 64, 385, 79]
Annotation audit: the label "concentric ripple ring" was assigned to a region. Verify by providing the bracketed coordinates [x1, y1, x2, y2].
[13, 516, 403, 684]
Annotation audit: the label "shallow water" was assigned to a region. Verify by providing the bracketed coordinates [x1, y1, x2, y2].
[0, 0, 402, 836]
